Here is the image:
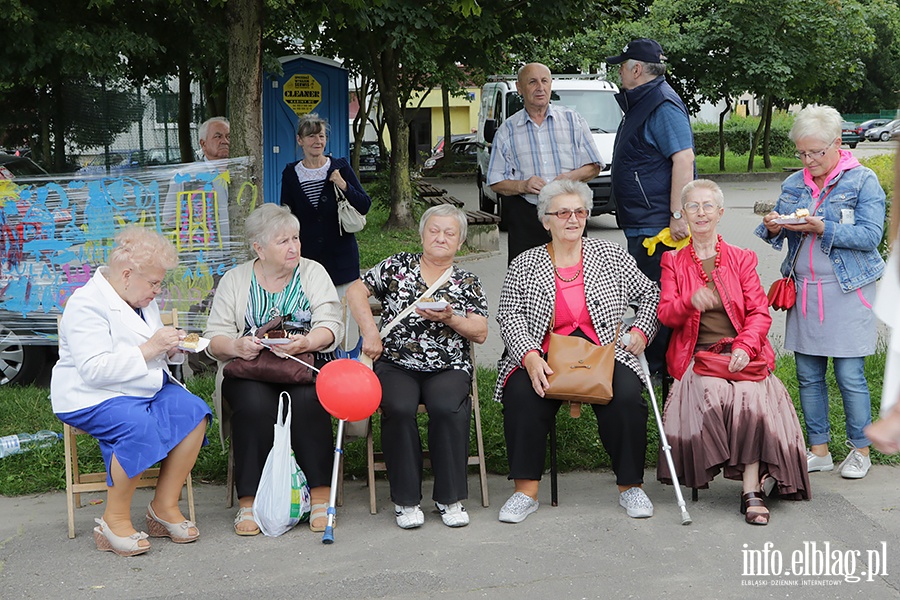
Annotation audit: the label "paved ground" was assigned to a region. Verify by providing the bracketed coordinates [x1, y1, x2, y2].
[2, 467, 900, 599]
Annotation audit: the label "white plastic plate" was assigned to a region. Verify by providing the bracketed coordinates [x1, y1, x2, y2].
[259, 337, 292, 346]
[178, 336, 210, 353]
[415, 301, 450, 311]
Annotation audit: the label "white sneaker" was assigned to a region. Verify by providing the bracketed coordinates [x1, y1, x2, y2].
[498, 492, 539, 523]
[619, 487, 654, 518]
[435, 501, 469, 527]
[839, 444, 872, 479]
[394, 504, 424, 529]
[806, 449, 834, 472]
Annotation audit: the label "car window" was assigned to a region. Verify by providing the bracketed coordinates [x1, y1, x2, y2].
[506, 90, 621, 133]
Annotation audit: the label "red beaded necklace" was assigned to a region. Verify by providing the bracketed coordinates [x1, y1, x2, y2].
[688, 235, 722, 284]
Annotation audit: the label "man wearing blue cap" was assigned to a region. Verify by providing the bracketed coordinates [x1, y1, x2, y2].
[607, 38, 695, 376]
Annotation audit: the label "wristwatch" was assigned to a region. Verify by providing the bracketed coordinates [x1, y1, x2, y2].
[671, 211, 683, 220]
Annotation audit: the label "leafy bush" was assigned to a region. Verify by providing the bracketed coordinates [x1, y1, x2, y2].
[693, 114, 795, 158]
[859, 153, 895, 259]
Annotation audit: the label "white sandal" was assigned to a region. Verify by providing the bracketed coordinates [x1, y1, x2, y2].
[233, 507, 260, 536]
[93, 517, 150, 557]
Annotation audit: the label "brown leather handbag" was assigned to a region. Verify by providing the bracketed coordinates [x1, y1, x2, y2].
[542, 243, 617, 405]
[223, 316, 316, 384]
[544, 328, 618, 404]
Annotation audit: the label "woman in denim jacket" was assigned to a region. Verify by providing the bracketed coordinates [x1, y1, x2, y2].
[755, 105, 885, 480]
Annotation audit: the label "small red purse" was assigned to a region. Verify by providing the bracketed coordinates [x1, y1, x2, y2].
[767, 235, 804, 311]
[767, 277, 796, 311]
[693, 338, 768, 382]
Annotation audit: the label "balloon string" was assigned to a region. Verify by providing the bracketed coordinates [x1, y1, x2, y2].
[269, 347, 321, 373]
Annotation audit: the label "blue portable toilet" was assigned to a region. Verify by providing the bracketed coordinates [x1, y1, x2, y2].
[262, 55, 349, 204]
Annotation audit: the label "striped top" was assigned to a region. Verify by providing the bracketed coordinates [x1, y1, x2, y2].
[294, 158, 331, 209]
[486, 103, 602, 204]
[245, 266, 312, 334]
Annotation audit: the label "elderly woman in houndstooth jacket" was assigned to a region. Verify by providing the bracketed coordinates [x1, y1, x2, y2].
[494, 179, 660, 524]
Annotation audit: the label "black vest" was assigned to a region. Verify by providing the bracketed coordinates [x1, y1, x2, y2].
[611, 76, 693, 230]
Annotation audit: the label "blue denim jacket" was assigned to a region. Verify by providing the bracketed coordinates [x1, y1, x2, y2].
[753, 166, 885, 292]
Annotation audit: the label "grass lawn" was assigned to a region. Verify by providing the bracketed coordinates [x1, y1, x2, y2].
[696, 152, 802, 174]
[1, 352, 891, 497]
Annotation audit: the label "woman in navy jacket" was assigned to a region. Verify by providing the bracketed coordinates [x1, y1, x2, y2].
[280, 113, 372, 293]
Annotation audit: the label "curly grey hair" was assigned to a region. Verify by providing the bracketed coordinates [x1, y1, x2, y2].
[245, 203, 301, 253]
[536, 179, 592, 224]
[419, 204, 468, 244]
[681, 179, 725, 208]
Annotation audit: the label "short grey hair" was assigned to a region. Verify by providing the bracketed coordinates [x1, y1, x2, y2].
[790, 105, 842, 145]
[297, 113, 329, 138]
[198, 117, 228, 143]
[536, 179, 592, 223]
[419, 204, 468, 244]
[245, 203, 300, 253]
[626, 59, 666, 77]
[108, 226, 178, 273]
[681, 179, 724, 208]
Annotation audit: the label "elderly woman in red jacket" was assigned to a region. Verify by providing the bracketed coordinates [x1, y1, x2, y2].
[657, 179, 810, 526]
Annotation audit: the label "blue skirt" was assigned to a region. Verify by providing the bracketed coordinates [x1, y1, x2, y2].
[56, 382, 212, 486]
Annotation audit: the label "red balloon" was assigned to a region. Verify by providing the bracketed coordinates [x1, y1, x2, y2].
[316, 359, 382, 421]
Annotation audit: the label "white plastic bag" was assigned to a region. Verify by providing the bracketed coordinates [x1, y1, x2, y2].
[253, 392, 311, 536]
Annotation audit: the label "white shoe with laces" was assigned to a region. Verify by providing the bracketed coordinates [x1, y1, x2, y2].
[619, 487, 654, 518]
[806, 448, 834, 472]
[435, 501, 469, 527]
[839, 443, 871, 479]
[394, 504, 425, 529]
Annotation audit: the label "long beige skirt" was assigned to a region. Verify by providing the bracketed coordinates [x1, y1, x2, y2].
[657, 361, 811, 500]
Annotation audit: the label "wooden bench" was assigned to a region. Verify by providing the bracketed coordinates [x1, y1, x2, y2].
[464, 209, 501, 226]
[414, 181, 446, 197]
[419, 194, 464, 208]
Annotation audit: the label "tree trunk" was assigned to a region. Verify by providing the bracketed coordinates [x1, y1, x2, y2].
[762, 98, 774, 169]
[227, 0, 264, 248]
[178, 65, 194, 163]
[442, 86, 452, 166]
[718, 97, 731, 172]
[350, 75, 375, 174]
[368, 45, 414, 229]
[39, 86, 51, 167]
[51, 81, 67, 173]
[747, 96, 768, 172]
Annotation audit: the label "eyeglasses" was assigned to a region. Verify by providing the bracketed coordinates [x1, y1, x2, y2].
[794, 140, 836, 161]
[683, 202, 720, 214]
[139, 274, 164, 292]
[545, 207, 590, 220]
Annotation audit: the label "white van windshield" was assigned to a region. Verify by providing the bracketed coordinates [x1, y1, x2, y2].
[506, 90, 622, 134]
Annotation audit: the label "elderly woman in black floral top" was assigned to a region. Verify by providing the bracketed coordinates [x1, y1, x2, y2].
[347, 205, 488, 530]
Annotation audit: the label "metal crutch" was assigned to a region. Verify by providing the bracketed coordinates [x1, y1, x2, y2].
[278, 352, 342, 543]
[622, 333, 692, 525]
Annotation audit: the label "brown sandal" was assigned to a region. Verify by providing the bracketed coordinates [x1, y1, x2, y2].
[740, 491, 770, 526]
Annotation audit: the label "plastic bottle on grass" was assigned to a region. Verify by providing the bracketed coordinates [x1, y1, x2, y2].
[0, 430, 61, 458]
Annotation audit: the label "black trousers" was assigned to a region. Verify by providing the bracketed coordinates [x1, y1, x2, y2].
[375, 361, 472, 506]
[502, 360, 647, 486]
[503, 194, 551, 265]
[223, 378, 334, 498]
[626, 235, 670, 376]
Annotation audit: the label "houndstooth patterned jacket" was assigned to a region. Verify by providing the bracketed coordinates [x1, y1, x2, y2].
[492, 238, 660, 402]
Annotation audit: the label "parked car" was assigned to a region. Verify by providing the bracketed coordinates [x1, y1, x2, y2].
[865, 119, 900, 142]
[430, 134, 475, 157]
[856, 118, 890, 140]
[422, 139, 479, 173]
[352, 141, 382, 181]
[840, 121, 861, 148]
[0, 153, 49, 180]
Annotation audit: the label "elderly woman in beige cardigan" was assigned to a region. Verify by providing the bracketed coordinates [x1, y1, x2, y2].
[205, 203, 343, 536]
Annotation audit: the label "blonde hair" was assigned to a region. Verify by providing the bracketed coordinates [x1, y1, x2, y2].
[790, 105, 842, 145]
[681, 179, 725, 207]
[108, 226, 178, 272]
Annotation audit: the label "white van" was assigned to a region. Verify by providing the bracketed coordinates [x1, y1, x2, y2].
[475, 75, 621, 222]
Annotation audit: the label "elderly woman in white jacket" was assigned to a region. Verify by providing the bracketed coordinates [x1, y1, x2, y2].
[52, 227, 211, 557]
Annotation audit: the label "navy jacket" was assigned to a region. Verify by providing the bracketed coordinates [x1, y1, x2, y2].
[280, 156, 372, 286]
[611, 76, 693, 230]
